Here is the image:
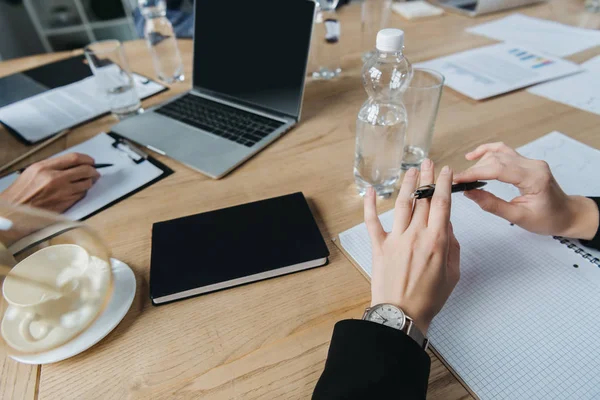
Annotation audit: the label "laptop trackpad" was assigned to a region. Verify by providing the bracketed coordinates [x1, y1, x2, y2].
[112, 111, 249, 175]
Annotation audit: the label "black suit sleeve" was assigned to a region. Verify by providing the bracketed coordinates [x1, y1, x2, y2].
[313, 320, 431, 400]
[579, 197, 600, 250]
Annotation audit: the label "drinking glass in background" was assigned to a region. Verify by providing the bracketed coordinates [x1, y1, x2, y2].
[310, 0, 342, 79]
[84, 40, 142, 119]
[0, 201, 113, 357]
[401, 68, 444, 169]
[139, 0, 185, 84]
[586, 0, 600, 12]
[361, 0, 392, 62]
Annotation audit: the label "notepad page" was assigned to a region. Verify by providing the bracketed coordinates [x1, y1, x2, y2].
[0, 133, 164, 221]
[339, 132, 600, 399]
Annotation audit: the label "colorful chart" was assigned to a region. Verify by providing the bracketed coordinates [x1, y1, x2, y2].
[509, 48, 554, 69]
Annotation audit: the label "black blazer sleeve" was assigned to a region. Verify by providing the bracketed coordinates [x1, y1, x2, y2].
[579, 197, 600, 250]
[313, 319, 431, 400]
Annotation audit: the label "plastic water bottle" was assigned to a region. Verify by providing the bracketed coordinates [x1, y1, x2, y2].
[354, 28, 412, 197]
[139, 0, 184, 83]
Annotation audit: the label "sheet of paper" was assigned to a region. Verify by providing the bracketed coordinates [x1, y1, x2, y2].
[416, 43, 582, 100]
[0, 74, 164, 143]
[0, 133, 165, 221]
[0, 73, 49, 108]
[528, 55, 600, 115]
[339, 132, 600, 399]
[467, 14, 600, 57]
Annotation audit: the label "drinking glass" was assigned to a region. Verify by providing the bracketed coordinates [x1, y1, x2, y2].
[310, 0, 342, 79]
[361, 0, 393, 62]
[586, 0, 600, 12]
[84, 40, 142, 119]
[402, 68, 445, 169]
[0, 201, 113, 356]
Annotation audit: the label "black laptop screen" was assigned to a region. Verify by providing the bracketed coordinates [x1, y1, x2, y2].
[192, 0, 315, 120]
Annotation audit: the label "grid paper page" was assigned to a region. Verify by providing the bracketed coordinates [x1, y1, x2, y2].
[339, 132, 600, 399]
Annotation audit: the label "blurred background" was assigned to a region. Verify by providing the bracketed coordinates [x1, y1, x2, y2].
[1, 0, 142, 59]
[0, 0, 353, 60]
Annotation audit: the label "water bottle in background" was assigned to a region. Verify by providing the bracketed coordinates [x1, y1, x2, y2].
[139, 0, 184, 83]
[354, 28, 412, 198]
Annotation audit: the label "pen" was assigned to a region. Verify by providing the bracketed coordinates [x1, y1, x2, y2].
[411, 181, 487, 199]
[18, 163, 113, 174]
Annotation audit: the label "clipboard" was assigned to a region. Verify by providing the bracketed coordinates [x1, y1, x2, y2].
[0, 55, 168, 146]
[331, 234, 480, 400]
[0, 132, 174, 221]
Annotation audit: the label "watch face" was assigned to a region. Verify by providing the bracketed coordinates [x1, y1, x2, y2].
[366, 304, 406, 330]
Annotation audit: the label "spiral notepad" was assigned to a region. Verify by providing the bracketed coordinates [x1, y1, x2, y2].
[338, 132, 600, 399]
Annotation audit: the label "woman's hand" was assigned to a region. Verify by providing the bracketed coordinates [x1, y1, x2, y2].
[0, 153, 100, 214]
[454, 142, 599, 239]
[365, 159, 461, 334]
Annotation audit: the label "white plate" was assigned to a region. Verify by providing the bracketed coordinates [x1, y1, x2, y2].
[11, 258, 136, 365]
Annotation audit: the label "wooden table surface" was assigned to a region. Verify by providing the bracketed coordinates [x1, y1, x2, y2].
[2, 1, 600, 399]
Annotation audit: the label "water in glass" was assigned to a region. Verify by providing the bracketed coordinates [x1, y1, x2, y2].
[140, 0, 184, 83]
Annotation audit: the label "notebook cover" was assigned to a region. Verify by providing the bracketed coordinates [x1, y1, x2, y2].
[150, 192, 330, 304]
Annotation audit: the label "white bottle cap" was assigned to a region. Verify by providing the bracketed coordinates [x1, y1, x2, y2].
[376, 28, 405, 52]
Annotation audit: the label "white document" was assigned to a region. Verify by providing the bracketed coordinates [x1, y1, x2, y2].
[0, 74, 164, 143]
[0, 133, 166, 221]
[392, 1, 444, 20]
[467, 14, 600, 57]
[416, 43, 582, 100]
[339, 132, 600, 399]
[528, 55, 600, 116]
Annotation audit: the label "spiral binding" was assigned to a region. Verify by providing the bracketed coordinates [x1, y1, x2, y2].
[553, 236, 600, 267]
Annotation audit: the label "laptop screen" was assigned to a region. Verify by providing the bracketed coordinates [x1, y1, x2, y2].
[193, 0, 315, 120]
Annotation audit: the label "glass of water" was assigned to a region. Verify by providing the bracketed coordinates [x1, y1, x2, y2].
[84, 40, 142, 119]
[402, 68, 444, 169]
[586, 0, 600, 12]
[361, 0, 393, 63]
[310, 0, 342, 80]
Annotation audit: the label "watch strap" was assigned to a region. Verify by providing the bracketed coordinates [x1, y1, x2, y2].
[363, 306, 429, 350]
[405, 317, 429, 351]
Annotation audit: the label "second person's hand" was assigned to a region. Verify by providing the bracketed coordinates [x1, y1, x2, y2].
[454, 142, 599, 239]
[0, 153, 100, 214]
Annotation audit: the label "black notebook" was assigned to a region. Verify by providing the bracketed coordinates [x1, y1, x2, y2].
[150, 192, 330, 305]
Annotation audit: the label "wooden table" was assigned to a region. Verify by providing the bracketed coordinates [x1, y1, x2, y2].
[2, 1, 600, 398]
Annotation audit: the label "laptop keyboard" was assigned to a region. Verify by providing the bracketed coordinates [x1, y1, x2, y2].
[155, 94, 286, 147]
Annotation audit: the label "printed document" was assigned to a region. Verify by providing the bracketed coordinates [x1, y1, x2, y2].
[467, 14, 600, 57]
[416, 43, 582, 100]
[0, 74, 164, 143]
[528, 55, 600, 116]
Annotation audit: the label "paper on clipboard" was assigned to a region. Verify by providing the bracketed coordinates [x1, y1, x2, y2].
[0, 133, 170, 221]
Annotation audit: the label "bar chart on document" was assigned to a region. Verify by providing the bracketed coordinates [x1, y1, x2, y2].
[416, 43, 581, 100]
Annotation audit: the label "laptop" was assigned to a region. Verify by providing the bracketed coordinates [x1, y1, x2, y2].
[431, 0, 545, 16]
[112, 0, 316, 179]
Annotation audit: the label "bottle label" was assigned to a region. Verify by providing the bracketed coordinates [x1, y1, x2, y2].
[324, 19, 340, 44]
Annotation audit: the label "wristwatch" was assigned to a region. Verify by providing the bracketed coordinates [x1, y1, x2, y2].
[362, 303, 429, 350]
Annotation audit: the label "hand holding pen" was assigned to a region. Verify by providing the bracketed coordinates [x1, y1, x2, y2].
[0, 153, 108, 213]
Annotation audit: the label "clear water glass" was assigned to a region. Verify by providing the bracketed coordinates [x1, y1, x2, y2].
[361, 0, 393, 62]
[586, 0, 600, 12]
[139, 0, 185, 84]
[310, 0, 342, 80]
[84, 40, 142, 119]
[401, 68, 444, 169]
